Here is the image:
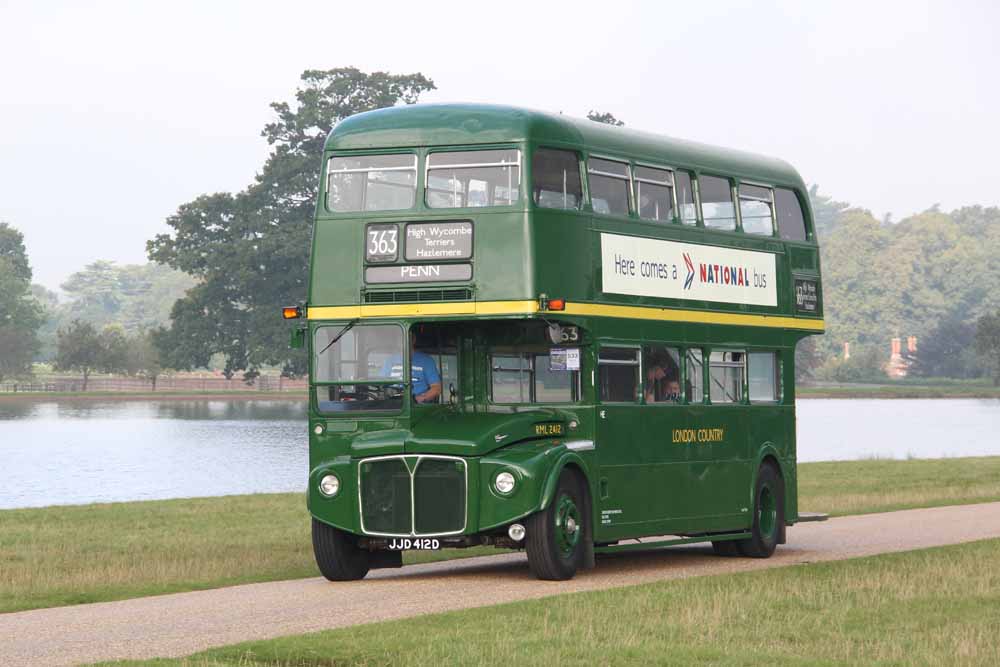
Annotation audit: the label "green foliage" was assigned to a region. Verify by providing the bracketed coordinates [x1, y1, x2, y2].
[53, 320, 132, 389]
[125, 330, 164, 388]
[909, 316, 982, 379]
[814, 344, 887, 382]
[807, 184, 850, 238]
[975, 310, 1000, 385]
[816, 205, 1000, 379]
[32, 261, 195, 362]
[53, 320, 103, 388]
[0, 222, 44, 382]
[148, 68, 435, 380]
[586, 110, 624, 126]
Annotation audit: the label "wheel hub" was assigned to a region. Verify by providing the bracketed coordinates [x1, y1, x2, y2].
[554, 494, 581, 556]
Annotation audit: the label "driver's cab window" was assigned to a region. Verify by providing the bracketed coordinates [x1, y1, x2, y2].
[411, 327, 457, 405]
[313, 323, 404, 413]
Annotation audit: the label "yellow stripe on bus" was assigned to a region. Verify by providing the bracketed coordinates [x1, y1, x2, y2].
[307, 301, 824, 332]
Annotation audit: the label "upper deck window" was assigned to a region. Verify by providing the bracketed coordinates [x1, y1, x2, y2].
[634, 166, 674, 222]
[327, 154, 416, 213]
[426, 149, 520, 208]
[588, 158, 631, 216]
[675, 171, 697, 224]
[739, 184, 775, 236]
[775, 188, 808, 241]
[532, 148, 583, 209]
[700, 175, 737, 231]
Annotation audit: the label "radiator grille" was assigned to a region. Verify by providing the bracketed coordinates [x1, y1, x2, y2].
[358, 456, 467, 536]
[359, 458, 411, 535]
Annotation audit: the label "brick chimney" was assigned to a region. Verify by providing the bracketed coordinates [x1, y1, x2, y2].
[907, 336, 917, 354]
[843, 342, 850, 360]
[891, 337, 901, 358]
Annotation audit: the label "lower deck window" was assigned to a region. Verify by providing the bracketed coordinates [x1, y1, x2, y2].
[599, 347, 639, 402]
[491, 352, 578, 404]
[643, 346, 681, 403]
[749, 351, 780, 402]
[687, 349, 705, 403]
[710, 350, 744, 403]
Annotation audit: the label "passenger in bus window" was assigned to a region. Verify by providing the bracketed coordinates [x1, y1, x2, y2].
[664, 375, 681, 402]
[644, 363, 666, 403]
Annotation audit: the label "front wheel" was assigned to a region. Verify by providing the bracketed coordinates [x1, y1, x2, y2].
[737, 463, 784, 558]
[525, 471, 587, 580]
[312, 518, 370, 581]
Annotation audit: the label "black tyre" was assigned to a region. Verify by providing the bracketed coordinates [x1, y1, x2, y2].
[312, 518, 370, 581]
[737, 462, 784, 558]
[711, 539, 740, 556]
[525, 471, 587, 580]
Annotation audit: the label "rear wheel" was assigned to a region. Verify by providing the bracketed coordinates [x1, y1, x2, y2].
[737, 462, 784, 558]
[312, 518, 370, 581]
[525, 471, 587, 580]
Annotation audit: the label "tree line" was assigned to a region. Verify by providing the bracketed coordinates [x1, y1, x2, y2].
[2, 68, 999, 387]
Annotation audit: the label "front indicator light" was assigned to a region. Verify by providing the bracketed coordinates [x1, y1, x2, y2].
[495, 471, 516, 495]
[319, 474, 340, 497]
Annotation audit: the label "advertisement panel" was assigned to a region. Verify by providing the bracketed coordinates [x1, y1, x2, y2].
[600, 233, 778, 307]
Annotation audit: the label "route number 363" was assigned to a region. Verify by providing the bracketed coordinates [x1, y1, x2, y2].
[367, 227, 398, 260]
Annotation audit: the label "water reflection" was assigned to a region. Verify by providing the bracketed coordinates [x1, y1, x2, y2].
[1, 397, 998, 509]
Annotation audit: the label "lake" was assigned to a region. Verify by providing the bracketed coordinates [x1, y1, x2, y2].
[1, 398, 998, 509]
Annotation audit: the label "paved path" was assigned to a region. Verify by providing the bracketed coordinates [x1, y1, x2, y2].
[3, 502, 1000, 666]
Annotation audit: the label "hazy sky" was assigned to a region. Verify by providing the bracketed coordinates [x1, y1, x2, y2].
[1, 0, 997, 290]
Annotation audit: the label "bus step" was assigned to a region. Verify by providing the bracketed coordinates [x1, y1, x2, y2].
[797, 512, 829, 522]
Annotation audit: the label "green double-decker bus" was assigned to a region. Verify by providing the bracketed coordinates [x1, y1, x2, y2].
[291, 104, 824, 581]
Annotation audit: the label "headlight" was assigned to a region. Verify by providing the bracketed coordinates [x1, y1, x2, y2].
[495, 471, 516, 495]
[319, 474, 340, 497]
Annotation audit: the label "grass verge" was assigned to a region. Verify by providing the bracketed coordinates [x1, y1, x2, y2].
[0, 494, 503, 614]
[99, 537, 1000, 666]
[799, 456, 1000, 517]
[3, 456, 1000, 615]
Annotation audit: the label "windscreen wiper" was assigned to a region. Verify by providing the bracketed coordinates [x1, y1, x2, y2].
[317, 319, 359, 356]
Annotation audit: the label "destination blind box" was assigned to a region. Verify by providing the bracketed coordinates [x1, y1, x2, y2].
[364, 220, 473, 284]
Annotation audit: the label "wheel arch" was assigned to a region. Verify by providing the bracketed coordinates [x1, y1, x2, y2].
[538, 451, 596, 569]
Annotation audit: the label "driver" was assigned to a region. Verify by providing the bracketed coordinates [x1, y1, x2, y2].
[384, 331, 441, 404]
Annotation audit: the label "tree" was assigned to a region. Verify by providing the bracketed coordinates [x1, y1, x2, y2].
[587, 111, 624, 126]
[53, 320, 103, 390]
[975, 311, 1000, 386]
[125, 331, 165, 390]
[908, 316, 981, 379]
[98, 324, 130, 375]
[807, 185, 850, 238]
[0, 222, 44, 382]
[148, 68, 436, 381]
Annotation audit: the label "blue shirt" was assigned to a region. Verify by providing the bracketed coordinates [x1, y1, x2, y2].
[383, 351, 441, 399]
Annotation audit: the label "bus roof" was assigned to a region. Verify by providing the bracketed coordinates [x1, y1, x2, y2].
[325, 103, 806, 189]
